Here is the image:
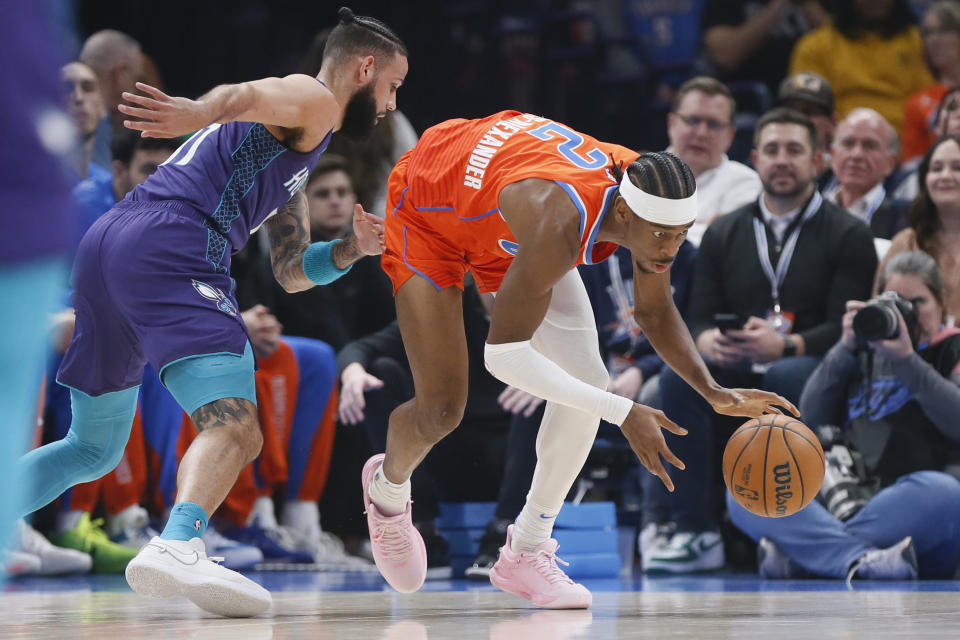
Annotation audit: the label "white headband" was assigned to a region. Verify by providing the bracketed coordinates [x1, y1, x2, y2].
[619, 174, 698, 226]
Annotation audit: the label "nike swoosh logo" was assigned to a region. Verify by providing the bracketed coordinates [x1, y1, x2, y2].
[539, 513, 555, 520]
[650, 538, 723, 564]
[152, 542, 201, 566]
[697, 539, 723, 552]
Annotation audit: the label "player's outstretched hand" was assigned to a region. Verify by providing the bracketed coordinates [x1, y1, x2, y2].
[709, 388, 799, 419]
[620, 404, 687, 492]
[119, 82, 210, 138]
[353, 204, 386, 256]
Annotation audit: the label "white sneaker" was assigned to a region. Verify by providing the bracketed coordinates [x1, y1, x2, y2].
[643, 530, 725, 573]
[202, 526, 263, 570]
[107, 505, 157, 551]
[3, 548, 41, 576]
[126, 536, 271, 617]
[16, 519, 92, 575]
[279, 500, 376, 570]
[846, 536, 918, 584]
[281, 526, 376, 571]
[639, 522, 676, 559]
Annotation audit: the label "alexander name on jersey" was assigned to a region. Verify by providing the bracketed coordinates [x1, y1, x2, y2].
[462, 113, 548, 190]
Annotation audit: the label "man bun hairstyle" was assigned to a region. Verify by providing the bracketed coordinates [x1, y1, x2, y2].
[611, 151, 696, 200]
[323, 7, 407, 65]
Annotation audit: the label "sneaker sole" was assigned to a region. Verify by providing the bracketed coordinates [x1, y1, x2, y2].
[489, 566, 592, 609]
[125, 557, 271, 618]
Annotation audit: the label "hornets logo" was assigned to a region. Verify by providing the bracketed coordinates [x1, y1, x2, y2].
[191, 280, 238, 317]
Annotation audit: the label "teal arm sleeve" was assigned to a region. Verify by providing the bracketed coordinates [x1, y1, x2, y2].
[302, 239, 353, 285]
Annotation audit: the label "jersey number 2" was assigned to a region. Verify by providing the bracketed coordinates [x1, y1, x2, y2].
[526, 122, 606, 169]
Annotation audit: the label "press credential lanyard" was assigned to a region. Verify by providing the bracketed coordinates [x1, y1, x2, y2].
[752, 191, 823, 313]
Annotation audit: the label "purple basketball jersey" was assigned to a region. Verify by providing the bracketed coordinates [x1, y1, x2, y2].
[131, 120, 331, 270]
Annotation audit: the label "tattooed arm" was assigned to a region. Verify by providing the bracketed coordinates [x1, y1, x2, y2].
[265, 189, 385, 293]
[265, 189, 314, 293]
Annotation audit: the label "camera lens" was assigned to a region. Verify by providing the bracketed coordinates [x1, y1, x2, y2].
[853, 304, 899, 341]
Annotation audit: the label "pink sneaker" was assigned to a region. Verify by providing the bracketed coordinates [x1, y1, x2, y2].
[489, 525, 592, 609]
[361, 454, 427, 593]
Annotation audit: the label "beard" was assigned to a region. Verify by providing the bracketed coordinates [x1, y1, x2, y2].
[338, 84, 378, 141]
[761, 173, 810, 199]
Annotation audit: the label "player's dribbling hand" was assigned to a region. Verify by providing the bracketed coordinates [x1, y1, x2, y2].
[119, 82, 210, 138]
[353, 204, 386, 256]
[708, 388, 799, 419]
[619, 404, 687, 492]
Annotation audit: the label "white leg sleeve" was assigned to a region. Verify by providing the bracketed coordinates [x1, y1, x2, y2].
[526, 270, 609, 508]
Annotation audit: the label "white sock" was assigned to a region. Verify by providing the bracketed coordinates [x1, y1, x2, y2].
[512, 499, 560, 552]
[105, 504, 148, 538]
[282, 500, 320, 539]
[367, 464, 411, 517]
[247, 495, 279, 529]
[57, 509, 86, 534]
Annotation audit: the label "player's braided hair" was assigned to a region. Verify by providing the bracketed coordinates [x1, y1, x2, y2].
[323, 7, 408, 64]
[610, 151, 696, 200]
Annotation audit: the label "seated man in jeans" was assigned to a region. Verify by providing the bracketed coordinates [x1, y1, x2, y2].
[644, 108, 878, 572]
[729, 251, 960, 580]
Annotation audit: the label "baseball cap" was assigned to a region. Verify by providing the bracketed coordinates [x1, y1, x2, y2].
[777, 72, 834, 114]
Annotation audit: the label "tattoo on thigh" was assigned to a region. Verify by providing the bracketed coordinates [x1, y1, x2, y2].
[191, 398, 255, 431]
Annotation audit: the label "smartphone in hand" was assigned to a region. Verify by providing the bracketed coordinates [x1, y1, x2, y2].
[714, 313, 744, 335]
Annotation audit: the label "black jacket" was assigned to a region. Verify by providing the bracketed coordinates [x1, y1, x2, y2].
[692, 195, 878, 357]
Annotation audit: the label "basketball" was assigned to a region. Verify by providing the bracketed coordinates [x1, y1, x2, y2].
[722, 414, 825, 518]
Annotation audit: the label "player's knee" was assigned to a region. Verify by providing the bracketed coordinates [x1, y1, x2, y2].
[67, 434, 126, 482]
[414, 398, 466, 442]
[904, 471, 960, 511]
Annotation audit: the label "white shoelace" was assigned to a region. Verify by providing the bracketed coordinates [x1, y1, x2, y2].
[526, 548, 574, 586]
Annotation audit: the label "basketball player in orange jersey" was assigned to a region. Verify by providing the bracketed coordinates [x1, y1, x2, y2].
[362, 111, 799, 608]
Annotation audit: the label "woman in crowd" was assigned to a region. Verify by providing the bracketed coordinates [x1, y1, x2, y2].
[880, 135, 960, 325]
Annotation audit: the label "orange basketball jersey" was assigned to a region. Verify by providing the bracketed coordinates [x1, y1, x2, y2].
[382, 110, 639, 294]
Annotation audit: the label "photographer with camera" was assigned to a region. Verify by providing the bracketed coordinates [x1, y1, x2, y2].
[727, 250, 960, 581]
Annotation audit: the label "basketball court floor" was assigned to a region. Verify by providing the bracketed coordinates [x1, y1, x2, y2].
[1, 571, 957, 639]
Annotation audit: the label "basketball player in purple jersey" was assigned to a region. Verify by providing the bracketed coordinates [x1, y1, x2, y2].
[13, 8, 407, 617]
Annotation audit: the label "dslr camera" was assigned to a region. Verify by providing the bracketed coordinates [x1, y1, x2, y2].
[852, 291, 919, 344]
[815, 425, 877, 521]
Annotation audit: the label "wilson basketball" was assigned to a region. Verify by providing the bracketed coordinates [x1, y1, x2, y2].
[722, 414, 825, 518]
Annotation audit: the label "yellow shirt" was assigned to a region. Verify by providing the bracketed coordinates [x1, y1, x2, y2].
[789, 24, 933, 131]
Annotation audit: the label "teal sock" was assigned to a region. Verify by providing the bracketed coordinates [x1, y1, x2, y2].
[160, 502, 209, 541]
